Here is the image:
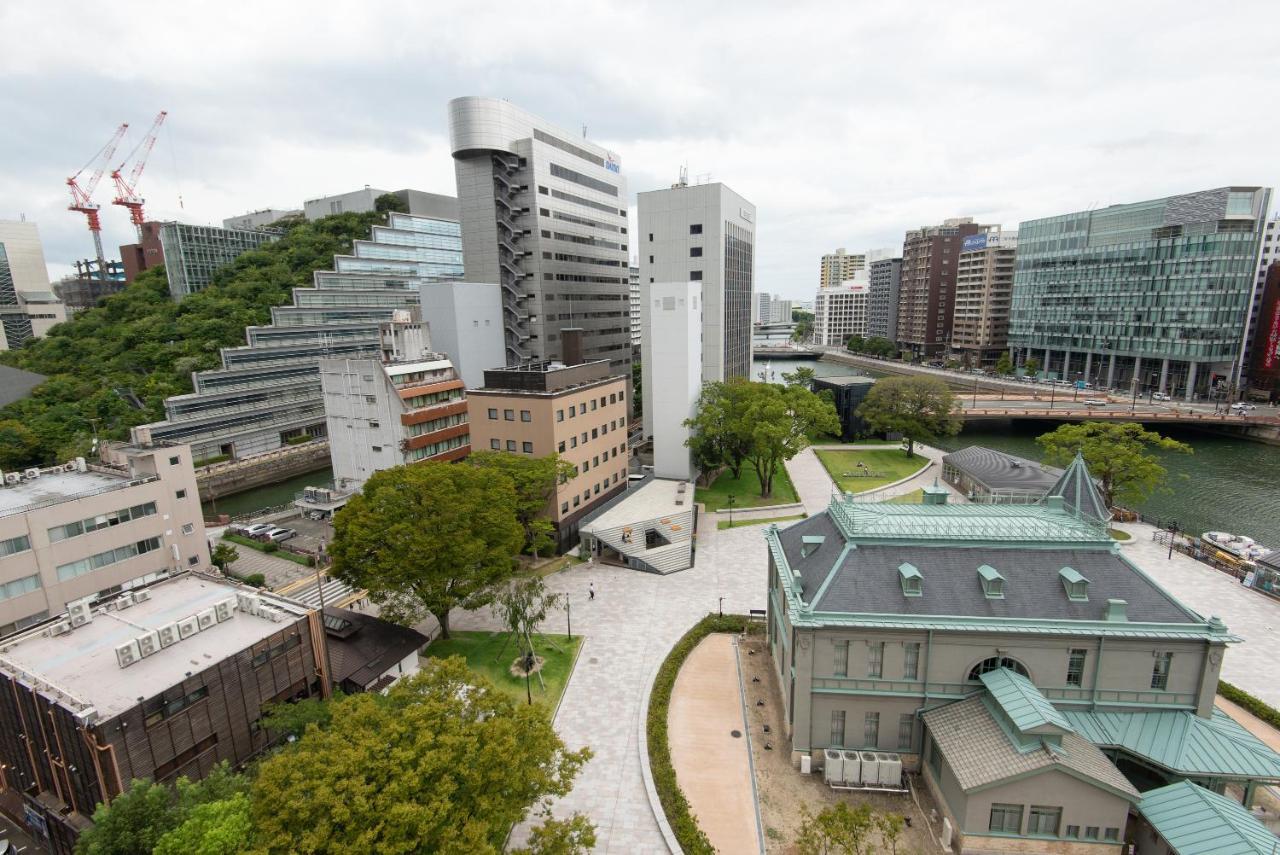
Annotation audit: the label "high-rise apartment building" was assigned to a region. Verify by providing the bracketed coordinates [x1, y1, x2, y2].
[449, 97, 631, 373]
[319, 315, 470, 489]
[819, 248, 866, 289]
[896, 218, 985, 359]
[813, 275, 870, 346]
[951, 229, 1017, 367]
[1009, 187, 1272, 399]
[159, 222, 281, 301]
[136, 212, 465, 461]
[867, 256, 902, 342]
[1241, 214, 1280, 390]
[465, 341, 629, 550]
[629, 266, 641, 350]
[756, 292, 792, 325]
[0, 442, 209, 639]
[0, 220, 66, 350]
[637, 180, 755, 437]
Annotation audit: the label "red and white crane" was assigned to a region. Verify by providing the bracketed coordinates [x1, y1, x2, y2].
[111, 110, 168, 239]
[67, 122, 129, 278]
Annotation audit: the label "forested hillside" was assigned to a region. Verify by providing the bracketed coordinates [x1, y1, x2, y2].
[0, 211, 384, 468]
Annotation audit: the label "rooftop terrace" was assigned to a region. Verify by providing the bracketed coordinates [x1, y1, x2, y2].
[0, 465, 139, 519]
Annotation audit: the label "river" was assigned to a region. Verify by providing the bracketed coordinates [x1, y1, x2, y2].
[201, 465, 333, 519]
[752, 355, 1280, 548]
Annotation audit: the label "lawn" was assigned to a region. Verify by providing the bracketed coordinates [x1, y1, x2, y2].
[423, 631, 581, 710]
[717, 513, 807, 531]
[1109, 528, 1132, 541]
[885, 488, 924, 504]
[222, 533, 314, 567]
[815, 448, 926, 493]
[695, 463, 799, 511]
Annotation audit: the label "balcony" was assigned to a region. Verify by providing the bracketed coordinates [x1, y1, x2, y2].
[403, 422, 470, 451]
[400, 398, 467, 426]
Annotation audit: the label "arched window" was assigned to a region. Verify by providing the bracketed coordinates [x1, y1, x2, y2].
[967, 656, 1030, 682]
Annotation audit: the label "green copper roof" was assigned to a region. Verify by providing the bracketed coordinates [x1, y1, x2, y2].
[1064, 708, 1280, 780]
[1139, 780, 1279, 854]
[828, 496, 1112, 545]
[1047, 450, 1111, 523]
[980, 668, 1074, 735]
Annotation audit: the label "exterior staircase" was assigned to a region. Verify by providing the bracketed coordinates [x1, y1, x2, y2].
[585, 507, 696, 575]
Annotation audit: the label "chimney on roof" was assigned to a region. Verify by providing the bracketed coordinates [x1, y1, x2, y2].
[1104, 599, 1127, 621]
[1045, 495, 1065, 513]
[561, 327, 585, 366]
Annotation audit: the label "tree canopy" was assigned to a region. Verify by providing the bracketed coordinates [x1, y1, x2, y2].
[685, 378, 755, 481]
[1023, 355, 1041, 376]
[845, 335, 896, 358]
[0, 211, 385, 467]
[249, 658, 592, 854]
[468, 450, 576, 557]
[994, 351, 1014, 376]
[781, 365, 816, 388]
[1036, 421, 1192, 508]
[855, 375, 961, 457]
[329, 461, 524, 638]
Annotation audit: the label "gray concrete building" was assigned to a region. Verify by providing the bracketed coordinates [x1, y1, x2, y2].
[417, 280, 506, 388]
[159, 222, 280, 301]
[629, 266, 641, 351]
[866, 255, 901, 342]
[638, 180, 755, 437]
[221, 208, 301, 230]
[0, 220, 66, 350]
[302, 188, 459, 222]
[448, 97, 631, 373]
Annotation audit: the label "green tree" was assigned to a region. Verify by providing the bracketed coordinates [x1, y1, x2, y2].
[249, 657, 593, 854]
[792, 309, 814, 342]
[153, 793, 253, 855]
[511, 815, 597, 855]
[210, 542, 239, 573]
[856, 375, 961, 458]
[468, 451, 576, 558]
[0, 418, 40, 469]
[1023, 355, 1041, 376]
[260, 693, 339, 739]
[740, 382, 840, 497]
[496, 575, 564, 664]
[994, 351, 1013, 376]
[796, 802, 874, 855]
[782, 365, 816, 388]
[330, 462, 523, 638]
[1036, 421, 1192, 508]
[684, 378, 755, 480]
[374, 192, 409, 213]
[631, 359, 642, 419]
[845, 334, 866, 353]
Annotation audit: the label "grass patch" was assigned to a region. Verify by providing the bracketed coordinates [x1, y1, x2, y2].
[648, 614, 759, 855]
[717, 513, 807, 530]
[815, 448, 924, 493]
[423, 631, 581, 710]
[222, 533, 314, 566]
[1219, 681, 1280, 732]
[1109, 528, 1132, 541]
[520, 553, 584, 578]
[695, 463, 798, 511]
[885, 488, 924, 504]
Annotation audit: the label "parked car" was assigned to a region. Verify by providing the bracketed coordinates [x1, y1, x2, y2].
[1231, 402, 1256, 411]
[1083, 399, 1108, 407]
[1152, 392, 1171, 401]
[266, 527, 298, 543]
[240, 523, 274, 537]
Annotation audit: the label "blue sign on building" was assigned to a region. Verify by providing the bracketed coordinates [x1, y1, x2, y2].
[962, 234, 988, 252]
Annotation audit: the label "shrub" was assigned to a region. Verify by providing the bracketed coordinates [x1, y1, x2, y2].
[243, 573, 266, 588]
[647, 613, 755, 854]
[1219, 681, 1280, 730]
[193, 454, 230, 468]
[262, 542, 279, 553]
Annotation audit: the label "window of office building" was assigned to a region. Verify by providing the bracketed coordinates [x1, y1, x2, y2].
[49, 502, 157, 542]
[506, 440, 517, 451]
[488, 408, 498, 419]
[690, 224, 703, 235]
[0, 534, 31, 558]
[898, 714, 913, 750]
[904, 642, 921, 679]
[864, 712, 879, 747]
[690, 247, 702, 257]
[0, 574, 41, 602]
[57, 538, 162, 582]
[523, 442, 534, 453]
[834, 640, 848, 677]
[520, 410, 531, 422]
[1067, 648, 1087, 687]
[868, 642, 884, 678]
[491, 439, 500, 450]
[831, 710, 846, 747]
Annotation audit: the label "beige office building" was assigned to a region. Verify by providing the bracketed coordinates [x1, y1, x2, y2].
[0, 443, 210, 638]
[952, 229, 1017, 367]
[466, 340, 628, 550]
[819, 247, 866, 290]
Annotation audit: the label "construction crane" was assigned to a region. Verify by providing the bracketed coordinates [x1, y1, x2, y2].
[111, 110, 168, 239]
[67, 122, 128, 281]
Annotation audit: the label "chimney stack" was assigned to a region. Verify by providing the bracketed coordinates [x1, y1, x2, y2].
[561, 327, 584, 366]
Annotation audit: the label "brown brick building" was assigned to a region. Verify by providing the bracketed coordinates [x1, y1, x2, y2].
[896, 218, 985, 359]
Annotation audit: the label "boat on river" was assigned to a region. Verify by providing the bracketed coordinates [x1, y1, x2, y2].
[1201, 531, 1270, 564]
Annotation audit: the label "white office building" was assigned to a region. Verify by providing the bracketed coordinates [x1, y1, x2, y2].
[449, 97, 631, 373]
[757, 292, 792, 325]
[417, 280, 505, 388]
[643, 282, 702, 481]
[630, 266, 641, 350]
[0, 220, 66, 350]
[814, 274, 871, 346]
[638, 180, 755, 437]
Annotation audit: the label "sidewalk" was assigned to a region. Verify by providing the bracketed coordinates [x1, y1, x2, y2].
[784, 442, 962, 515]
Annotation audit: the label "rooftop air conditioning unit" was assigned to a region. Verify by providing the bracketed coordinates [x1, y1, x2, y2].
[62, 462, 78, 473]
[157, 622, 179, 647]
[49, 621, 72, 637]
[4, 472, 21, 485]
[133, 589, 152, 603]
[842, 750, 862, 785]
[115, 640, 141, 668]
[260, 606, 285, 623]
[75, 456, 88, 472]
[177, 616, 200, 639]
[878, 753, 903, 787]
[236, 593, 261, 615]
[859, 751, 880, 783]
[214, 597, 236, 622]
[114, 593, 135, 610]
[24, 468, 40, 479]
[67, 599, 94, 627]
[136, 631, 160, 657]
[73, 707, 97, 726]
[823, 749, 843, 784]
[196, 609, 216, 631]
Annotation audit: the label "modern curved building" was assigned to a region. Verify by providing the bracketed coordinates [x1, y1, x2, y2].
[448, 97, 631, 374]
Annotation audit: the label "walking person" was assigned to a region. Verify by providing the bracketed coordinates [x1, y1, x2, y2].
[589, 581, 596, 601]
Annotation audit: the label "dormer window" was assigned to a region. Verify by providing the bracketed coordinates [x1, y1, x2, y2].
[1059, 567, 1089, 602]
[978, 564, 1005, 599]
[800, 535, 825, 559]
[898, 562, 922, 597]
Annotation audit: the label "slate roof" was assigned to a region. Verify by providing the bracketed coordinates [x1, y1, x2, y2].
[980, 668, 1073, 734]
[323, 607, 427, 691]
[1063, 708, 1280, 780]
[1139, 780, 1280, 855]
[942, 445, 1063, 494]
[923, 695, 1138, 798]
[0, 364, 46, 407]
[779, 538, 1200, 625]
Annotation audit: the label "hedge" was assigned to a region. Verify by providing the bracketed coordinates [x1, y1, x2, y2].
[646, 613, 757, 854]
[222, 533, 315, 567]
[1219, 680, 1280, 731]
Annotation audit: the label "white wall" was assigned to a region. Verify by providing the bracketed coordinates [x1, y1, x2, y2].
[418, 281, 506, 387]
[646, 281, 702, 481]
[0, 220, 51, 293]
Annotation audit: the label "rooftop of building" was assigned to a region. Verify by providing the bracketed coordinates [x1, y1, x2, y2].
[473, 358, 619, 395]
[0, 460, 140, 519]
[324, 607, 427, 691]
[811, 375, 876, 388]
[0, 364, 46, 407]
[1138, 780, 1280, 855]
[0, 574, 309, 720]
[942, 445, 1064, 495]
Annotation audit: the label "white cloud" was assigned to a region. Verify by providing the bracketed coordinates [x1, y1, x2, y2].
[2, 0, 1277, 299]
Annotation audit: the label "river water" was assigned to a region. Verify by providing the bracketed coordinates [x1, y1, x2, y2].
[751, 355, 1280, 548]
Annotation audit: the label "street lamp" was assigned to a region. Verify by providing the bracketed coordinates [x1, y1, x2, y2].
[1073, 373, 1083, 402]
[727, 494, 736, 528]
[1167, 520, 1179, 561]
[566, 596, 572, 640]
[719, 596, 725, 617]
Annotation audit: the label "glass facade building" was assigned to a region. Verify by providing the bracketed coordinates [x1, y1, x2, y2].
[1008, 187, 1271, 400]
[158, 223, 280, 300]
[135, 213, 464, 460]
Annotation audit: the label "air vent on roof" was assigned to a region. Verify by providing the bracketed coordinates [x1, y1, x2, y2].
[899, 563, 922, 597]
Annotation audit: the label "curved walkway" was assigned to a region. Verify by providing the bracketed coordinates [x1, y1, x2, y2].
[785, 442, 962, 515]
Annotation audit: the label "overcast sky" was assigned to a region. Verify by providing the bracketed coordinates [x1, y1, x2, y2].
[3, 1, 1278, 300]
